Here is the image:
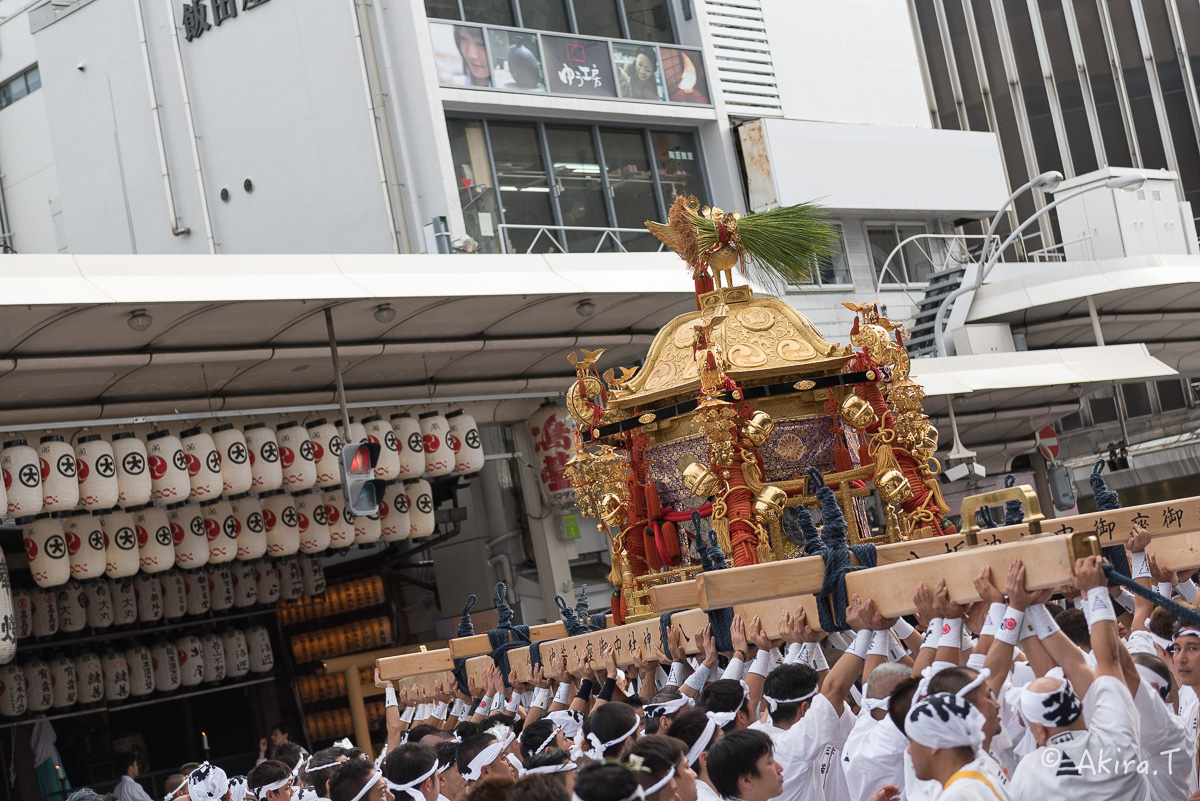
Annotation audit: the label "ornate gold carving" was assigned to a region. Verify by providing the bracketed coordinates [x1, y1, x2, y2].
[737, 307, 775, 331]
[793, 380, 816, 391]
[643, 361, 676, 391]
[638, 412, 657, 425]
[774, 434, 805, 461]
[566, 376, 605, 427]
[777, 339, 817, 361]
[728, 343, 768, 368]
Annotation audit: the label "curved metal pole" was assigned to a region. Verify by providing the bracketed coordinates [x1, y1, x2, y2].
[874, 233, 991, 296]
[981, 171, 1062, 262]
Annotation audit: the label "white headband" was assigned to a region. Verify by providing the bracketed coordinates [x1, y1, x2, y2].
[165, 775, 189, 801]
[906, 692, 986, 750]
[763, 685, 818, 714]
[347, 770, 382, 801]
[463, 742, 505, 782]
[642, 767, 675, 798]
[524, 763, 576, 776]
[863, 697, 890, 712]
[190, 763, 230, 801]
[585, 719, 640, 761]
[228, 777, 249, 801]
[1176, 628, 1200, 641]
[546, 710, 584, 739]
[385, 762, 438, 801]
[1017, 676, 1082, 729]
[1136, 665, 1169, 695]
[705, 710, 737, 729]
[254, 776, 292, 795]
[685, 716, 718, 768]
[643, 697, 692, 718]
[535, 726, 560, 756]
[305, 760, 342, 774]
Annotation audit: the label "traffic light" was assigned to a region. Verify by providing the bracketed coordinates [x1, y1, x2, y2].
[340, 441, 387, 516]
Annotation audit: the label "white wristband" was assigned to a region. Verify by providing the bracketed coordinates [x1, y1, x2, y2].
[845, 629, 872, 660]
[868, 630, 891, 656]
[980, 602, 1007, 638]
[721, 657, 745, 680]
[553, 682, 571, 705]
[887, 634, 907, 662]
[965, 652, 987, 671]
[416, 703, 429, 720]
[451, 699, 468, 718]
[1114, 589, 1136, 615]
[748, 650, 771, 678]
[1019, 614, 1036, 641]
[385, 686, 398, 709]
[1072, 596, 1086, 611]
[1086, 586, 1117, 624]
[939, 619, 963, 648]
[1177, 580, 1199, 604]
[1130, 551, 1151, 579]
[994, 607, 1024, 646]
[401, 706, 415, 723]
[891, 617, 915, 640]
[784, 642, 804, 665]
[433, 701, 449, 721]
[491, 694, 506, 712]
[505, 695, 521, 713]
[478, 695, 493, 714]
[921, 618, 943, 651]
[811, 646, 829, 671]
[667, 662, 686, 687]
[1025, 603, 1059, 640]
[684, 663, 711, 692]
[531, 687, 551, 710]
[1158, 582, 1175, 598]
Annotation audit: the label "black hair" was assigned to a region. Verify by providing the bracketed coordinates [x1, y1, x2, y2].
[706, 730, 772, 800]
[384, 743, 439, 789]
[887, 676, 922, 735]
[622, 695, 645, 710]
[408, 724, 441, 744]
[574, 764, 638, 801]
[303, 748, 350, 798]
[762, 665, 818, 725]
[699, 680, 746, 732]
[625, 736, 685, 798]
[248, 760, 292, 798]
[523, 749, 571, 774]
[486, 713, 522, 737]
[510, 774, 569, 801]
[436, 741, 461, 773]
[272, 722, 293, 739]
[582, 703, 639, 760]
[328, 758, 379, 801]
[115, 753, 139, 775]
[643, 689, 684, 735]
[1054, 608, 1090, 649]
[927, 667, 981, 699]
[520, 719, 558, 761]
[274, 743, 305, 771]
[455, 721, 482, 740]
[457, 733, 498, 780]
[666, 709, 717, 772]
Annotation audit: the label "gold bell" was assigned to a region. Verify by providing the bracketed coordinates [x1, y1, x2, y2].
[875, 469, 913, 506]
[753, 485, 788, 521]
[599, 493, 627, 528]
[741, 410, 774, 446]
[838, 394, 877, 430]
[681, 461, 718, 498]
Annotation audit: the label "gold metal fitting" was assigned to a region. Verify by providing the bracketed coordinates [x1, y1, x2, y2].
[707, 245, 739, 272]
[681, 461, 719, 498]
[753, 485, 788, 521]
[741, 410, 774, 446]
[875, 469, 913, 506]
[599, 493, 627, 528]
[838, 394, 877, 430]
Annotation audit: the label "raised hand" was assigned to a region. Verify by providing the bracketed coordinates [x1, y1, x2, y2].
[972, 565, 1005, 605]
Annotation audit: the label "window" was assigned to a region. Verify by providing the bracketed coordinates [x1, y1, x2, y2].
[1121, 382, 1152, 418]
[447, 116, 706, 253]
[791, 224, 851, 286]
[426, 0, 674, 42]
[866, 222, 933, 284]
[0, 65, 40, 111]
[1089, 395, 1118, 424]
[1157, 379, 1188, 412]
[1058, 411, 1084, 432]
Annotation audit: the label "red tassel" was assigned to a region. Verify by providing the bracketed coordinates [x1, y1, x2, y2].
[645, 482, 662, 522]
[643, 527, 663, 571]
[834, 438, 853, 473]
[659, 522, 681, 565]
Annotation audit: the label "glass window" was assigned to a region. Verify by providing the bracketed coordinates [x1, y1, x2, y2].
[462, 0, 515, 25]
[792, 224, 850, 286]
[601, 128, 659, 251]
[1121, 383, 1152, 418]
[8, 73, 26, 104]
[24, 67, 39, 93]
[489, 121, 557, 253]
[425, 0, 461, 20]
[546, 125, 612, 252]
[447, 118, 504, 253]
[520, 0, 570, 32]
[1059, 411, 1084, 431]
[868, 222, 930, 284]
[623, 0, 673, 43]
[651, 130, 703, 202]
[0, 82, 10, 111]
[1089, 395, 1118, 424]
[867, 224, 900, 283]
[1157, 379, 1188, 412]
[573, 0, 623, 38]
[898, 224, 933, 283]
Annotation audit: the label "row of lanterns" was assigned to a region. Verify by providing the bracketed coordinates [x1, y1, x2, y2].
[0, 625, 275, 717]
[1, 409, 483, 519]
[14, 555, 326, 637]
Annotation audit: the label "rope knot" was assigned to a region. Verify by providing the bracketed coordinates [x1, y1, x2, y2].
[1002, 474, 1025, 525]
[806, 467, 875, 631]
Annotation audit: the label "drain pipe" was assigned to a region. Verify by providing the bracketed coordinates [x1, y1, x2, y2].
[164, 0, 215, 253]
[135, 0, 189, 238]
[348, 0, 402, 254]
[365, 0, 417, 252]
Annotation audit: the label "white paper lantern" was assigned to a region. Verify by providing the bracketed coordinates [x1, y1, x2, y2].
[0, 663, 26, 716]
[103, 650, 131, 701]
[75, 435, 118, 511]
[160, 570, 186, 620]
[49, 655, 77, 708]
[212, 424, 252, 496]
[406, 478, 435, 538]
[65, 512, 106, 581]
[202, 632, 226, 683]
[390, 414, 425, 479]
[446, 410, 486, 475]
[124, 646, 154, 697]
[24, 660, 51, 712]
[261, 490, 300, 557]
[306, 419, 342, 488]
[132, 572, 163, 622]
[12, 588, 30, 640]
[82, 579, 114, 629]
[277, 422, 317, 492]
[101, 509, 140, 579]
[323, 489, 354, 549]
[352, 508, 381, 545]
[0, 561, 13, 663]
[230, 493, 267, 561]
[24, 515, 69, 589]
[231, 561, 257, 608]
[300, 554, 326, 596]
[207, 564, 234, 612]
[176, 635, 205, 687]
[2, 440, 39, 517]
[110, 578, 137, 626]
[255, 560, 281, 604]
[74, 652, 104, 704]
[183, 569, 210, 616]
[147, 430, 189, 504]
[112, 433, 152, 509]
[244, 423, 283, 493]
[245, 625, 274, 673]
[380, 479, 410, 543]
[201, 498, 238, 564]
[417, 412, 455, 478]
[56, 580, 85, 633]
[150, 641, 181, 692]
[278, 556, 303, 600]
[363, 415, 401, 480]
[180, 427, 223, 502]
[134, 504, 174, 574]
[528, 404, 577, 507]
[294, 490, 330, 554]
[38, 436, 78, 514]
[169, 501, 209, 569]
[223, 629, 250, 678]
[30, 589, 58, 637]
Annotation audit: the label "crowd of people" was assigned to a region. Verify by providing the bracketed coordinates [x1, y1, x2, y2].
[71, 523, 1200, 801]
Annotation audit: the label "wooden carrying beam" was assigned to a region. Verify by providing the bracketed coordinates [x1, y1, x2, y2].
[394, 670, 456, 697]
[695, 496, 1200, 611]
[377, 649, 453, 682]
[447, 618, 613, 659]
